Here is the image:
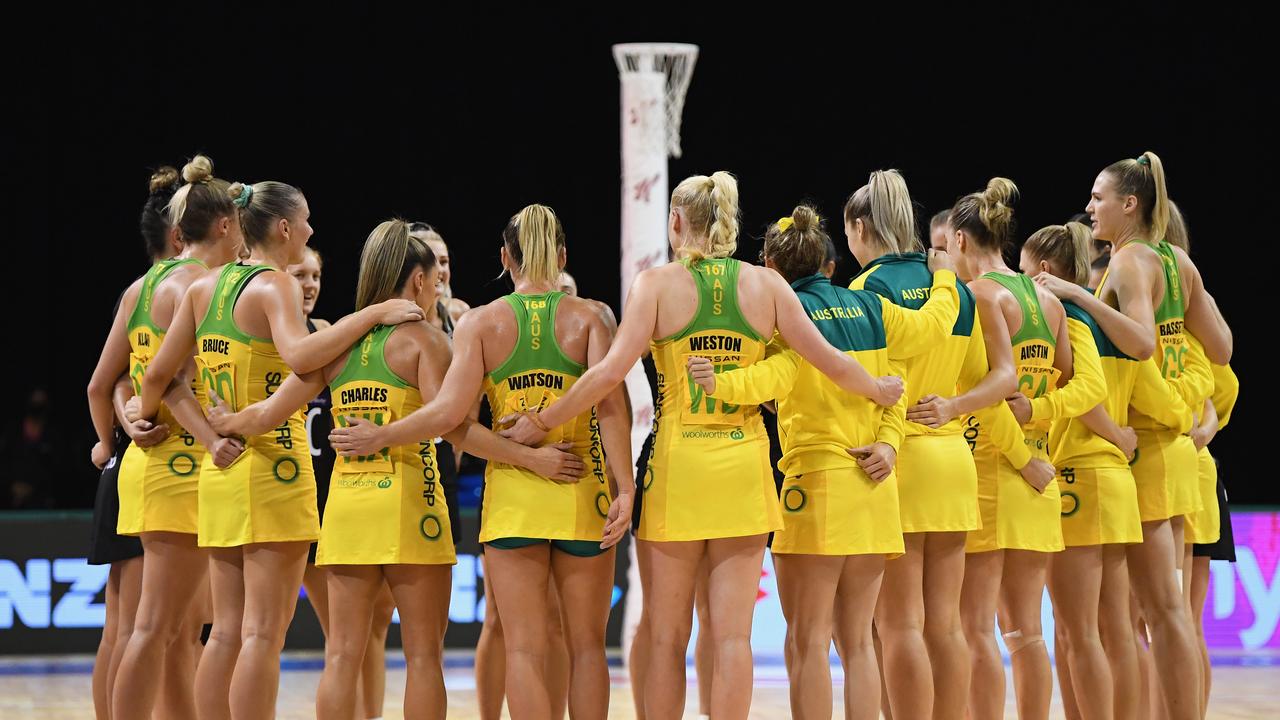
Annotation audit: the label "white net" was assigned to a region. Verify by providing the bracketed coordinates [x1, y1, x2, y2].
[613, 43, 699, 158]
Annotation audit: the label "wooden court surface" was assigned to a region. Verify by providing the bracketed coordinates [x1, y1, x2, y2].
[1, 651, 1275, 718]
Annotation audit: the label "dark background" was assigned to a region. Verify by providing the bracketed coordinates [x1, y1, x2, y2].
[2, 6, 1268, 506]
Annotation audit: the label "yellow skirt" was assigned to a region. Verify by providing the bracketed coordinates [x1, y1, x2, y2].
[1058, 465, 1143, 546]
[1131, 430, 1201, 522]
[317, 471, 456, 566]
[639, 422, 783, 542]
[1184, 448, 1220, 545]
[116, 437, 203, 536]
[897, 433, 979, 533]
[197, 443, 319, 548]
[966, 445, 1063, 554]
[772, 466, 904, 557]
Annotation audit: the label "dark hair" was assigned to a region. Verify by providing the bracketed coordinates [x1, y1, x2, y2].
[141, 166, 180, 260]
[823, 235, 838, 267]
[763, 205, 828, 282]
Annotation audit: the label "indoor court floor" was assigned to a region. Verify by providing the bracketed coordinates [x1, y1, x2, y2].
[1, 650, 1275, 718]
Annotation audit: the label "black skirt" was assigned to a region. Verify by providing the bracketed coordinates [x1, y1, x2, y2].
[306, 385, 335, 565]
[437, 438, 462, 546]
[1192, 474, 1236, 562]
[87, 430, 144, 565]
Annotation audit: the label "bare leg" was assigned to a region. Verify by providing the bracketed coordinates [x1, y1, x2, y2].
[228, 541, 308, 720]
[639, 539, 700, 720]
[693, 555, 714, 718]
[998, 550, 1052, 720]
[157, 572, 211, 720]
[362, 582, 395, 719]
[836, 555, 888, 720]
[1189, 556, 1211, 720]
[960, 550, 1004, 720]
[1055, 616, 1082, 720]
[1048, 546, 1113, 720]
[1098, 548, 1139, 720]
[629, 613, 650, 720]
[872, 625, 893, 720]
[475, 554, 506, 720]
[195, 547, 243, 720]
[1181, 543, 1194, 606]
[775, 553, 844, 720]
[1126, 519, 1201, 720]
[546, 581, 571, 720]
[551, 547, 616, 720]
[922, 532, 970, 720]
[1130, 597, 1153, 720]
[93, 562, 122, 720]
[106, 557, 143, 720]
[1170, 516, 1186, 571]
[486, 543, 553, 720]
[386, 565, 453, 720]
[303, 564, 331, 638]
[875, 533, 932, 720]
[112, 532, 206, 720]
[704, 535, 768, 720]
[628, 544, 651, 720]
[315, 565, 380, 720]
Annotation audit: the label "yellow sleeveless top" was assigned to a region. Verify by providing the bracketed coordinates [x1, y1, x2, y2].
[481, 292, 609, 542]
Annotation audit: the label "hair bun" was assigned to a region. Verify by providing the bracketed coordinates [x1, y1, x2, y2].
[982, 177, 1019, 207]
[791, 205, 819, 233]
[149, 166, 179, 194]
[182, 155, 215, 184]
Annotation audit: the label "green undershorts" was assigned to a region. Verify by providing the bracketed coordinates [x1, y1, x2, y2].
[484, 537, 607, 557]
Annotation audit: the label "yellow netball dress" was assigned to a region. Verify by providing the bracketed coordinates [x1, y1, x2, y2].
[852, 253, 985, 533]
[642, 258, 780, 542]
[1185, 359, 1240, 544]
[966, 272, 1064, 553]
[195, 263, 318, 547]
[316, 325, 455, 565]
[1049, 301, 1144, 546]
[711, 270, 959, 555]
[1097, 241, 1207, 522]
[481, 291, 610, 553]
[117, 258, 207, 536]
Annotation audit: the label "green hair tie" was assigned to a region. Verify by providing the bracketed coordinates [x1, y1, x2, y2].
[1136, 155, 1150, 167]
[233, 183, 254, 208]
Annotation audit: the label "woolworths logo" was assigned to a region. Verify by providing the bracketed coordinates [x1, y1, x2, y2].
[338, 477, 392, 489]
[680, 428, 746, 440]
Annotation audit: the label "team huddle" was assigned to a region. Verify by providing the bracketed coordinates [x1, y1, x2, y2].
[86, 151, 1235, 720]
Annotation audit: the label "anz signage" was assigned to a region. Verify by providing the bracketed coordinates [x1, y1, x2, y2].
[0, 559, 109, 629]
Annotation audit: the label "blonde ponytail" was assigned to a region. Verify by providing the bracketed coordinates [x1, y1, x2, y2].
[501, 204, 565, 284]
[671, 171, 740, 262]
